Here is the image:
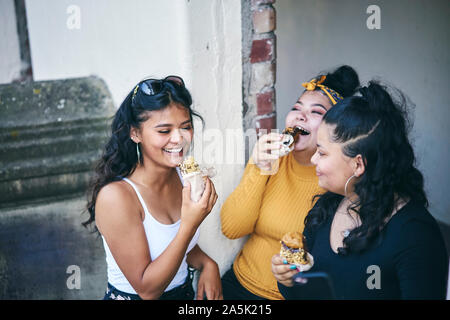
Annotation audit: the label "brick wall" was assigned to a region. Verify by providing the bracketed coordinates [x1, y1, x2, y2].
[250, 0, 277, 135]
[242, 0, 277, 153]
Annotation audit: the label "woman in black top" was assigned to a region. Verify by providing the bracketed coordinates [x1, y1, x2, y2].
[272, 82, 448, 299]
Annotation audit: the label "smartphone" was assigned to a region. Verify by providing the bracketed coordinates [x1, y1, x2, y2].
[292, 271, 336, 300]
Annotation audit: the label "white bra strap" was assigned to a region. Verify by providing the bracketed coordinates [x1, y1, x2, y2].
[122, 178, 150, 214]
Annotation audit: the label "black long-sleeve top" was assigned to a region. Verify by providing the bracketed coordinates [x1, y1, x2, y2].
[278, 199, 449, 299]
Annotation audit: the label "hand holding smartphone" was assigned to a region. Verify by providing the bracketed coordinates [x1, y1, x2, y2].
[292, 271, 336, 300]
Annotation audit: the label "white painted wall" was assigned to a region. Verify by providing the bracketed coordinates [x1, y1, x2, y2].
[184, 0, 247, 275]
[25, 0, 188, 106]
[22, 0, 245, 274]
[275, 0, 450, 224]
[0, 0, 22, 84]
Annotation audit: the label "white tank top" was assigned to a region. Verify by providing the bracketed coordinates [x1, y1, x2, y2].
[102, 168, 199, 294]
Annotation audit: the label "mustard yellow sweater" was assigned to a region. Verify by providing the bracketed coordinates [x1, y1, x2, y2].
[220, 152, 324, 300]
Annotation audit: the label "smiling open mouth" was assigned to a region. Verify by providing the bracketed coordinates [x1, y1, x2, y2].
[282, 126, 310, 139]
[282, 125, 311, 148]
[295, 125, 310, 136]
[163, 147, 183, 153]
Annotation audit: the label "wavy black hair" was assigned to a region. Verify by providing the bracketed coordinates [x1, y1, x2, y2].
[304, 65, 360, 99]
[83, 77, 203, 232]
[304, 81, 428, 254]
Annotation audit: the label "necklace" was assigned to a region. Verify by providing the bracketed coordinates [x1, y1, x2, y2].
[335, 198, 360, 239]
[341, 229, 351, 238]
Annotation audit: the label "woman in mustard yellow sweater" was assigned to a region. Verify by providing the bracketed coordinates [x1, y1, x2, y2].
[220, 66, 360, 299]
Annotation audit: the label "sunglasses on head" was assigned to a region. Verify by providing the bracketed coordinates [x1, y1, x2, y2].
[132, 75, 185, 102]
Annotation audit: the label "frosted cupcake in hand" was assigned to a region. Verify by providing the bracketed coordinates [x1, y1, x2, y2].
[179, 156, 215, 202]
[272, 126, 310, 157]
[280, 231, 314, 272]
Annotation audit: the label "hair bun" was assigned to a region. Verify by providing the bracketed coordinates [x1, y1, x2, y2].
[358, 81, 397, 114]
[322, 65, 360, 98]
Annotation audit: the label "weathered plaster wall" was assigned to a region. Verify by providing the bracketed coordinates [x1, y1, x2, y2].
[0, 0, 22, 84]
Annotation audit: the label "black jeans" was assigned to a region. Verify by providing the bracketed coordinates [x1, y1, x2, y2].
[103, 268, 195, 300]
[221, 267, 267, 300]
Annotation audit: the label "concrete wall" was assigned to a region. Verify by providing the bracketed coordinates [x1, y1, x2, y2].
[0, 198, 107, 299]
[275, 0, 450, 224]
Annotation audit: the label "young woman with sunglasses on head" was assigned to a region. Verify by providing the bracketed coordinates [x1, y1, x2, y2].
[272, 82, 448, 299]
[220, 66, 360, 299]
[84, 76, 222, 300]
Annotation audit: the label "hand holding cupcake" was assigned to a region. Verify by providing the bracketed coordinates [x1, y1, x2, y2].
[280, 231, 314, 272]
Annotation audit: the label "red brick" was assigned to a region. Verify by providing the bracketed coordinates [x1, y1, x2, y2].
[250, 38, 274, 63]
[256, 89, 275, 115]
[253, 6, 275, 33]
[252, 0, 275, 6]
[256, 115, 276, 133]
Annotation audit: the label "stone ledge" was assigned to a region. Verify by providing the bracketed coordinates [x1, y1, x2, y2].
[0, 117, 111, 143]
[0, 76, 115, 207]
[0, 76, 114, 129]
[1, 127, 109, 164]
[0, 171, 93, 208]
[0, 149, 101, 182]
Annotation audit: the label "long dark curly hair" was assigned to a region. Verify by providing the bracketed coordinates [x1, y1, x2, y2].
[304, 81, 428, 254]
[83, 76, 203, 232]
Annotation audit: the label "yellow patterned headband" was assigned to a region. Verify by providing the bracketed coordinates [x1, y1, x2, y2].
[302, 75, 343, 105]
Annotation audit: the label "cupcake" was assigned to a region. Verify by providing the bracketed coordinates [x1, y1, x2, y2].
[179, 156, 205, 202]
[179, 156, 201, 175]
[280, 231, 314, 272]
